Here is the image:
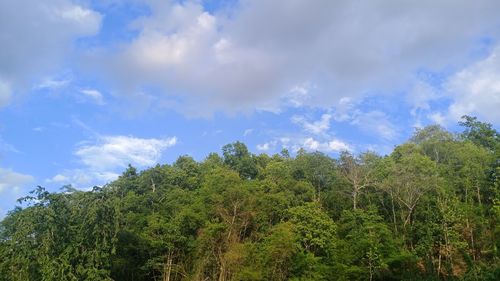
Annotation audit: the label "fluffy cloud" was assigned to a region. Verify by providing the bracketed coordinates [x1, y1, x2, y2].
[47, 174, 70, 183]
[444, 47, 500, 124]
[302, 137, 351, 152]
[256, 142, 273, 151]
[257, 136, 350, 154]
[291, 114, 332, 135]
[0, 168, 34, 218]
[49, 135, 177, 187]
[47, 169, 121, 188]
[282, 83, 314, 108]
[427, 112, 447, 126]
[351, 111, 399, 141]
[75, 135, 177, 172]
[408, 81, 440, 117]
[92, 0, 500, 115]
[0, 0, 101, 106]
[329, 102, 399, 141]
[0, 168, 34, 194]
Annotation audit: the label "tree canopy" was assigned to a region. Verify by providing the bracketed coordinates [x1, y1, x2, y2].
[1, 116, 499, 281]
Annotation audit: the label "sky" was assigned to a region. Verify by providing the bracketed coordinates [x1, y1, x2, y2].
[1, 0, 500, 217]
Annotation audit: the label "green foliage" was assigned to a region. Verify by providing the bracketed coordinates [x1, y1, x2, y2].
[1, 118, 499, 280]
[336, 208, 400, 281]
[222, 141, 258, 179]
[288, 203, 336, 256]
[459, 115, 499, 152]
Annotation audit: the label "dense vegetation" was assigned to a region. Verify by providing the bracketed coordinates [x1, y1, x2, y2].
[0, 116, 499, 281]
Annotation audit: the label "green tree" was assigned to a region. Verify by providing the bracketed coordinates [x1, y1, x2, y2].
[222, 142, 258, 179]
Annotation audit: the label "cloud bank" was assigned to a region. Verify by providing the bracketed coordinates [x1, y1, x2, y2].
[0, 0, 101, 106]
[49, 135, 177, 187]
[0, 168, 34, 194]
[1, 0, 499, 123]
[90, 0, 500, 120]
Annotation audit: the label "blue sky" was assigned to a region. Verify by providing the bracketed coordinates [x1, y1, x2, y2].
[1, 0, 500, 217]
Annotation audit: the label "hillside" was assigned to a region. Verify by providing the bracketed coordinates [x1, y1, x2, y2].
[1, 117, 499, 281]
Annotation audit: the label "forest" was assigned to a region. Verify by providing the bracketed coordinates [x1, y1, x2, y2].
[0, 116, 498, 281]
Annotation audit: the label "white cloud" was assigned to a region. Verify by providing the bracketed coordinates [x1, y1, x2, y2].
[75, 135, 177, 171]
[329, 101, 399, 141]
[48, 169, 120, 188]
[328, 139, 352, 151]
[48, 135, 177, 187]
[0, 168, 34, 194]
[444, 47, 500, 124]
[283, 83, 313, 107]
[256, 142, 271, 151]
[0, 168, 34, 218]
[0, 79, 12, 107]
[36, 78, 70, 90]
[428, 112, 447, 126]
[0, 137, 19, 153]
[256, 135, 350, 154]
[0, 0, 102, 105]
[302, 137, 351, 152]
[80, 89, 105, 105]
[57, 5, 100, 28]
[91, 0, 500, 115]
[256, 140, 279, 151]
[46, 174, 69, 183]
[408, 81, 440, 116]
[292, 114, 332, 135]
[351, 111, 398, 141]
[333, 97, 358, 122]
[243, 129, 254, 136]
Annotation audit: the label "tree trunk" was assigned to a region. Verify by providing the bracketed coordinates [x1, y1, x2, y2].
[437, 247, 442, 278]
[369, 259, 373, 281]
[164, 251, 173, 281]
[390, 191, 398, 234]
[151, 178, 156, 193]
[353, 188, 358, 210]
[218, 262, 226, 281]
[475, 184, 482, 206]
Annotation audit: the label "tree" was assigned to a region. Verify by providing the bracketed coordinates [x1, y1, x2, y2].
[1, 120, 499, 281]
[222, 142, 258, 179]
[337, 209, 400, 281]
[292, 151, 336, 203]
[338, 151, 378, 210]
[389, 144, 438, 248]
[459, 115, 499, 152]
